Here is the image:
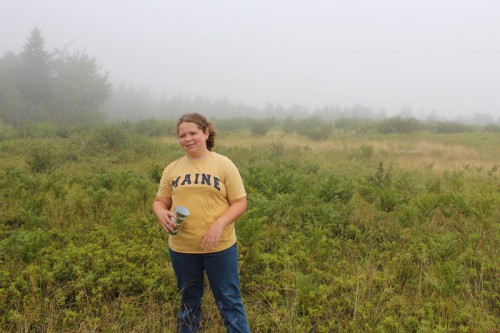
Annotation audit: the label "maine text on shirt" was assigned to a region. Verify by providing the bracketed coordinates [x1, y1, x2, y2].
[172, 173, 221, 191]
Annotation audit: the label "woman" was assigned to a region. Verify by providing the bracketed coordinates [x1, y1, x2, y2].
[152, 113, 251, 333]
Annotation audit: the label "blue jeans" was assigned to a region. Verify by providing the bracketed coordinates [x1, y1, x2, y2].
[169, 243, 250, 333]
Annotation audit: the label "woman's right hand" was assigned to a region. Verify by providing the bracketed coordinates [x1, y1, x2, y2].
[152, 196, 176, 234]
[159, 210, 177, 234]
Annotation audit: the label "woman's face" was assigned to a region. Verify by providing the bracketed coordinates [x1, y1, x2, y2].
[177, 121, 209, 158]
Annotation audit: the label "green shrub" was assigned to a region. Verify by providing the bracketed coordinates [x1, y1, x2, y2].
[377, 116, 421, 133]
[26, 143, 58, 173]
[318, 176, 353, 203]
[249, 119, 274, 136]
[93, 124, 130, 150]
[359, 144, 374, 158]
[334, 117, 371, 130]
[435, 121, 471, 133]
[483, 123, 500, 132]
[0, 229, 51, 263]
[0, 119, 16, 141]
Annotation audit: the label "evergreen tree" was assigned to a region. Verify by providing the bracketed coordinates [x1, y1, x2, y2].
[52, 51, 111, 123]
[17, 26, 54, 110]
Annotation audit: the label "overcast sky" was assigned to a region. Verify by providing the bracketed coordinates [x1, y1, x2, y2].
[1, 0, 499, 119]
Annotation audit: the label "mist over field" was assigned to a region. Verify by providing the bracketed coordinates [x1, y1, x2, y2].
[1, 0, 500, 124]
[1, 2, 500, 331]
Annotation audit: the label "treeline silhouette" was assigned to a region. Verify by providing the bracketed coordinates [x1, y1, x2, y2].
[1, 27, 499, 130]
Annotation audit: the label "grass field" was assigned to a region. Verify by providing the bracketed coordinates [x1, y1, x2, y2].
[0, 123, 498, 332]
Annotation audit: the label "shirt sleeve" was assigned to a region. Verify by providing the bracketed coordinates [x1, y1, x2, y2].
[156, 164, 173, 198]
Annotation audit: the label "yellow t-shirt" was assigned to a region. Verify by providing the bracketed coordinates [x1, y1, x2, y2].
[156, 152, 246, 253]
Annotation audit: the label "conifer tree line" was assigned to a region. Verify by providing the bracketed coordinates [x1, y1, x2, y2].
[0, 27, 380, 124]
[0, 27, 111, 125]
[2, 28, 498, 127]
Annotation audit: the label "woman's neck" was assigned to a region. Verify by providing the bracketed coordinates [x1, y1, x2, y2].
[186, 150, 211, 162]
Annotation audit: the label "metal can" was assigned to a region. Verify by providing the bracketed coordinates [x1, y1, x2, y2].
[170, 205, 190, 235]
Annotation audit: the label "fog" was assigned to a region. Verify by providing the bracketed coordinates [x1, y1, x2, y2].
[2, 0, 500, 121]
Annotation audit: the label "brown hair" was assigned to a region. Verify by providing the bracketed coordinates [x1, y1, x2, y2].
[177, 113, 216, 151]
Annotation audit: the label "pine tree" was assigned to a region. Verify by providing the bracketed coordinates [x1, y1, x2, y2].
[17, 26, 54, 110]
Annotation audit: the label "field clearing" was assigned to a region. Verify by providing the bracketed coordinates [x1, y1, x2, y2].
[1, 125, 499, 332]
[159, 130, 500, 173]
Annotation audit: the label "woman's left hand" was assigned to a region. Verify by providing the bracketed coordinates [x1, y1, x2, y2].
[201, 197, 247, 252]
[202, 221, 225, 252]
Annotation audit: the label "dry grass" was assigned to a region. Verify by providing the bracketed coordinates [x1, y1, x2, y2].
[158, 130, 499, 173]
[213, 131, 499, 174]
